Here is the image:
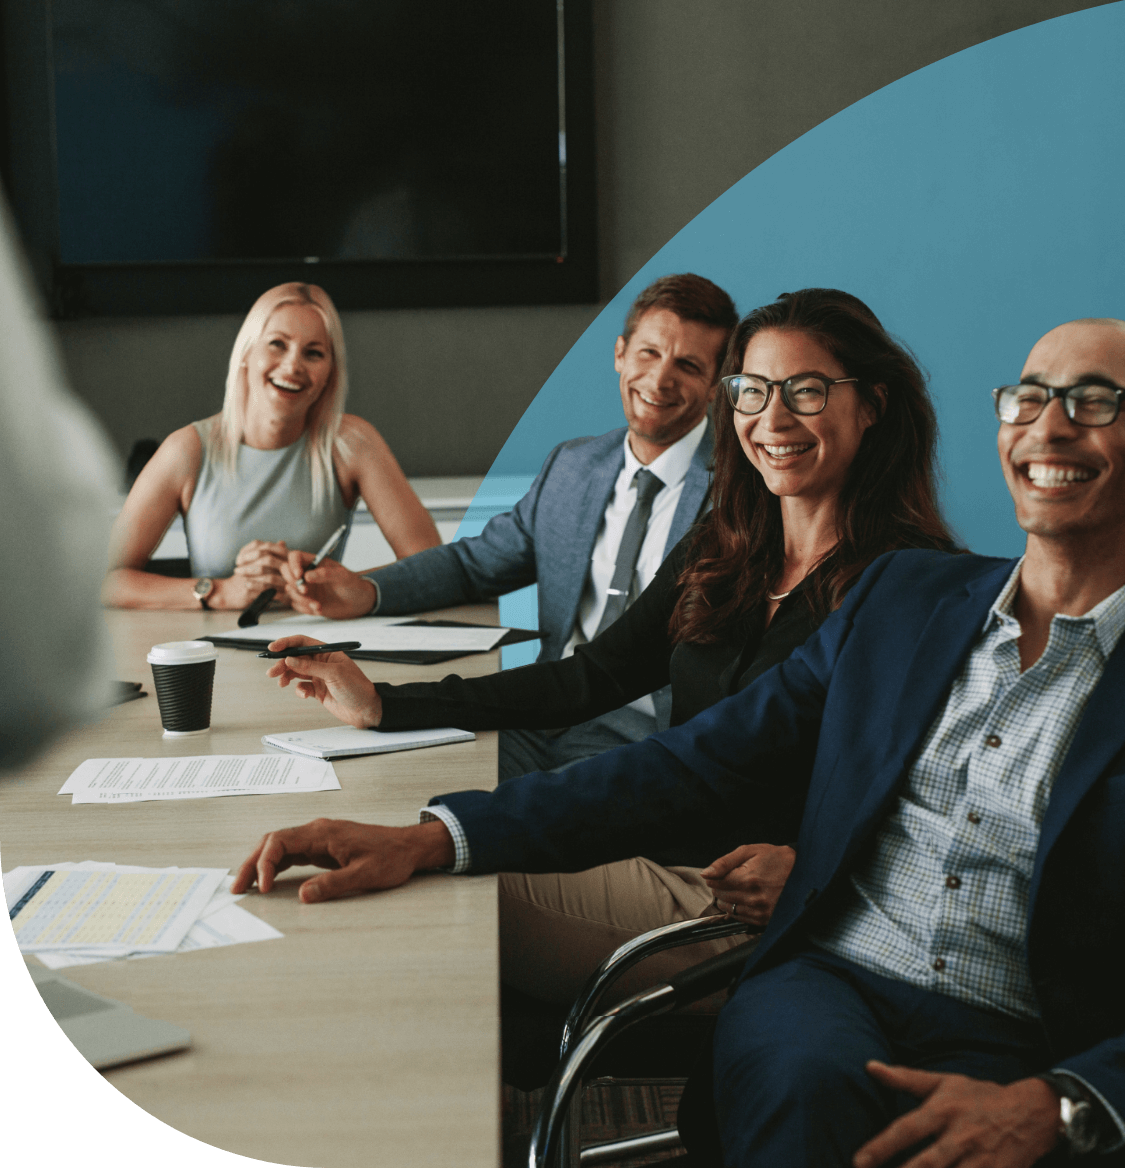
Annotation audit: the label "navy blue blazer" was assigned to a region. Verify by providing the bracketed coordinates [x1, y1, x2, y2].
[433, 550, 1123, 1113]
[370, 422, 713, 664]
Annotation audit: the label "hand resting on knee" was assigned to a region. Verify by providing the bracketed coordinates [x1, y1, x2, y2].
[701, 842, 796, 928]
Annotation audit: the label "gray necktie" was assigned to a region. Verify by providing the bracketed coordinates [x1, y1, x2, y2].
[595, 467, 665, 636]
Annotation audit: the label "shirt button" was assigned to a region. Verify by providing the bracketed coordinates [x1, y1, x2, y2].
[933, 958, 946, 972]
[945, 875, 962, 890]
[966, 811, 982, 825]
[984, 734, 1002, 748]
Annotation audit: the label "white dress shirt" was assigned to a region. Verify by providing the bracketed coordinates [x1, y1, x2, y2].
[562, 416, 708, 715]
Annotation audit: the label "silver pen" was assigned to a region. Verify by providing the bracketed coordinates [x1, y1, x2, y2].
[296, 523, 349, 589]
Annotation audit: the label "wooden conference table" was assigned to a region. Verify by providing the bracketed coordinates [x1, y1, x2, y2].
[4, 605, 504, 1168]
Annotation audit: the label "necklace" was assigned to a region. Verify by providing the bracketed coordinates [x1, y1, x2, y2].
[767, 589, 791, 601]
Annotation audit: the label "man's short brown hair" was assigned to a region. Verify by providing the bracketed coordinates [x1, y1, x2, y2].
[621, 273, 738, 347]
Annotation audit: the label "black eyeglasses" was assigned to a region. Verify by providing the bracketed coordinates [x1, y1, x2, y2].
[721, 374, 859, 416]
[992, 382, 1123, 428]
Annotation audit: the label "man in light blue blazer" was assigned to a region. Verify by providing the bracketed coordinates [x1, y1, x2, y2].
[288, 273, 737, 777]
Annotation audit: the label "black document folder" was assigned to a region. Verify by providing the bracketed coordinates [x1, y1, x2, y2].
[203, 618, 541, 665]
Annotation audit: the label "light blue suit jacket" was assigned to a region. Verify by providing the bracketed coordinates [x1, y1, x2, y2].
[370, 422, 713, 665]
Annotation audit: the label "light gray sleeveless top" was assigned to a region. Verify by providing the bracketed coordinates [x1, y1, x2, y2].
[183, 420, 352, 578]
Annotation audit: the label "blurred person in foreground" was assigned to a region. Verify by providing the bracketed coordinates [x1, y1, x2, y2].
[0, 196, 116, 767]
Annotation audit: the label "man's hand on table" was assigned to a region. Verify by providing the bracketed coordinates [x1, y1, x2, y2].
[265, 635, 384, 727]
[853, 1064, 1061, 1168]
[700, 842, 796, 928]
[232, 817, 456, 902]
[281, 550, 377, 618]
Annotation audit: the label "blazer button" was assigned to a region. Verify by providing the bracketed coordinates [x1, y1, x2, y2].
[804, 887, 818, 906]
[984, 734, 1002, 748]
[966, 811, 982, 825]
[945, 875, 962, 890]
[933, 958, 946, 972]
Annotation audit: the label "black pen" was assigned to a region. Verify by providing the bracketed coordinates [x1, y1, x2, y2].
[257, 641, 362, 659]
[238, 587, 277, 628]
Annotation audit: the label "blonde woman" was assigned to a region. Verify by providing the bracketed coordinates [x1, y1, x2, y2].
[104, 283, 439, 610]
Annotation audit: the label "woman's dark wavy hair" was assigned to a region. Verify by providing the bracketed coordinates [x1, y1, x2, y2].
[671, 288, 956, 644]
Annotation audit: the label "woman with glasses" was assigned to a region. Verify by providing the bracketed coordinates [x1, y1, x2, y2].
[264, 287, 957, 1005]
[103, 282, 440, 610]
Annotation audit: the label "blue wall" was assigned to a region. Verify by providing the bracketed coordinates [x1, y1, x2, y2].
[477, 4, 1124, 556]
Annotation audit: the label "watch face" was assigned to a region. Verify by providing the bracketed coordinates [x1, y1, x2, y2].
[194, 578, 213, 599]
[1062, 1099, 1100, 1155]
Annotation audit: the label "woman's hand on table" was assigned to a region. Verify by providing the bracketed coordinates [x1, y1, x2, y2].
[234, 539, 291, 583]
[202, 540, 294, 610]
[700, 842, 796, 928]
[281, 551, 377, 619]
[208, 572, 291, 611]
[232, 817, 456, 903]
[265, 635, 383, 727]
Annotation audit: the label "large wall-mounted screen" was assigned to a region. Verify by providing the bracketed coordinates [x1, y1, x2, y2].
[4, 0, 596, 315]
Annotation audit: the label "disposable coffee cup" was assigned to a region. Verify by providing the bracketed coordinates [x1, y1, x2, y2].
[147, 641, 218, 737]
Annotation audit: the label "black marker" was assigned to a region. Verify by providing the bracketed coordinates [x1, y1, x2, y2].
[257, 641, 362, 659]
[238, 587, 277, 628]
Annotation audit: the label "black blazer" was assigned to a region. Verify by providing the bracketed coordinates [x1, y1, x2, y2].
[375, 533, 824, 863]
[375, 531, 823, 733]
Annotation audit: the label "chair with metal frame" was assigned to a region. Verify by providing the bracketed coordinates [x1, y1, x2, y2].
[525, 914, 762, 1168]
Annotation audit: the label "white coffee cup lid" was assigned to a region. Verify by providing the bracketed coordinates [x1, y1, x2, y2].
[147, 640, 218, 665]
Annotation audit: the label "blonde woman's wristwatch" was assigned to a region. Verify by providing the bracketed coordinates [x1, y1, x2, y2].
[192, 578, 215, 610]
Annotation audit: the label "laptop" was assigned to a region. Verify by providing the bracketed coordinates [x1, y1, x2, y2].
[28, 962, 191, 1069]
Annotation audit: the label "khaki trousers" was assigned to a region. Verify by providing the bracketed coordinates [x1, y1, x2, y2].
[499, 858, 748, 1011]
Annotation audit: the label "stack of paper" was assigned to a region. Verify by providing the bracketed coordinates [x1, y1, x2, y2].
[58, 754, 340, 803]
[4, 861, 283, 968]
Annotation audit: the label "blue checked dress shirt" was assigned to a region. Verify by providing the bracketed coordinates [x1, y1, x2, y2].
[812, 563, 1123, 1019]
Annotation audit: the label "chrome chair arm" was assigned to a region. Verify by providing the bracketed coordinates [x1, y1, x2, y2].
[531, 938, 761, 1168]
[529, 984, 679, 1168]
[560, 915, 756, 1055]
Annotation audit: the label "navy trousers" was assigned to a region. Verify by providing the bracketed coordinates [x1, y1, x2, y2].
[711, 947, 1058, 1168]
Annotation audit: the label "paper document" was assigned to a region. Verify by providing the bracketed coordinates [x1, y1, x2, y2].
[209, 615, 507, 653]
[59, 755, 340, 803]
[5, 863, 225, 954]
[6, 866, 284, 968]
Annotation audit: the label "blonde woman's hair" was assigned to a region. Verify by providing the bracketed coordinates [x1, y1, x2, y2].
[214, 282, 349, 511]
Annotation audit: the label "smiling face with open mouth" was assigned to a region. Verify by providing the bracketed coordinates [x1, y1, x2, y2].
[733, 328, 879, 509]
[246, 302, 333, 418]
[614, 308, 728, 463]
[999, 319, 1124, 542]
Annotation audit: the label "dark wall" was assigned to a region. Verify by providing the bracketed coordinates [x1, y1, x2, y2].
[53, 0, 1103, 477]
